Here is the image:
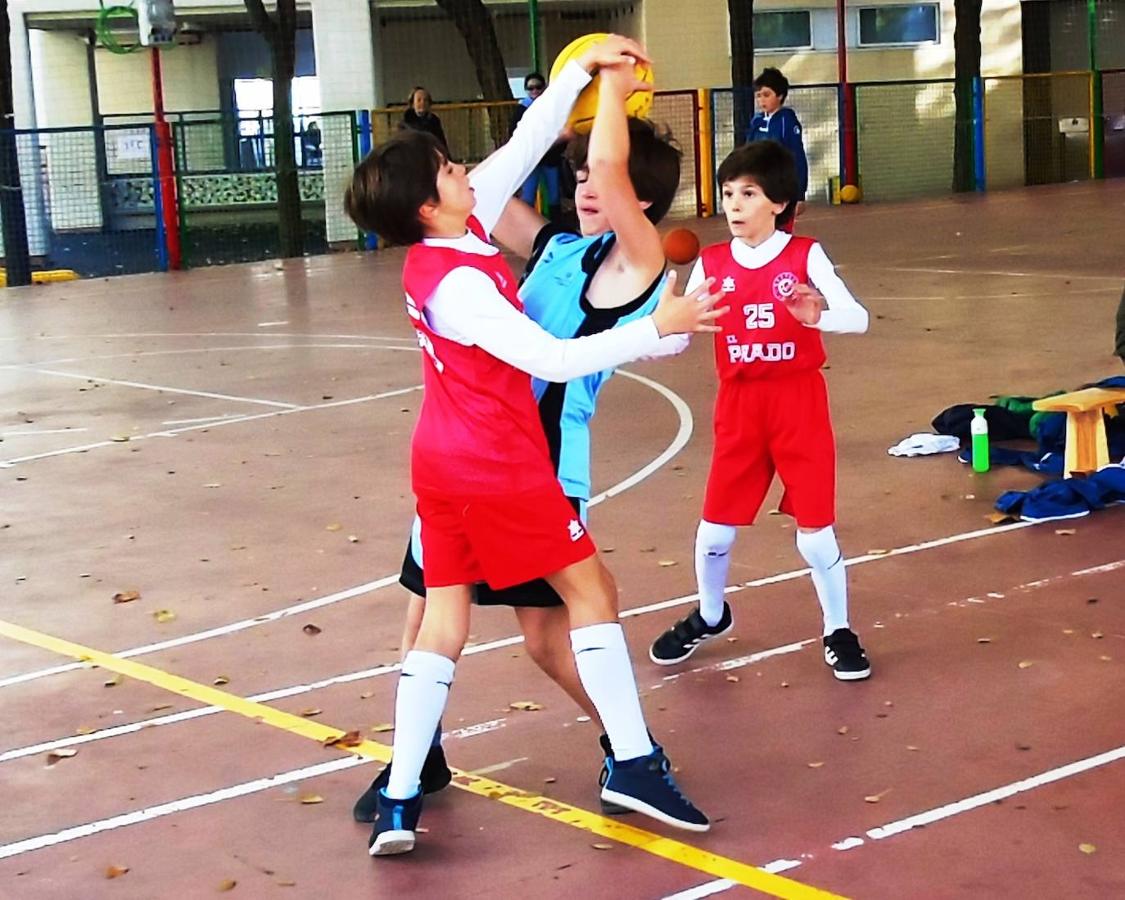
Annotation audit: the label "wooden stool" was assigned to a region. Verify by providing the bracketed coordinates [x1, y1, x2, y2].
[1033, 388, 1125, 477]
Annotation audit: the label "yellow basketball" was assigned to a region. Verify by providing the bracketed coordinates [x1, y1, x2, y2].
[840, 184, 862, 204]
[549, 33, 654, 134]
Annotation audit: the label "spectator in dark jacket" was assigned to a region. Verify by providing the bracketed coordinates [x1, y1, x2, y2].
[746, 67, 808, 230]
[401, 87, 448, 155]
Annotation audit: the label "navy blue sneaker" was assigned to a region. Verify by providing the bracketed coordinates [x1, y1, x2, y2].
[598, 734, 672, 815]
[353, 745, 451, 823]
[368, 789, 423, 856]
[600, 749, 709, 832]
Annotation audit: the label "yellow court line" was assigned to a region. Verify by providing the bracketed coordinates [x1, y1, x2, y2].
[0, 618, 845, 900]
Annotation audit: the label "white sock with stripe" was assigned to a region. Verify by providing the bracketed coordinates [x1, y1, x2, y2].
[386, 650, 455, 800]
[570, 623, 653, 762]
[796, 526, 849, 636]
[696, 520, 737, 627]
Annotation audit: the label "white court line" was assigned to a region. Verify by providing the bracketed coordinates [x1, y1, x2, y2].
[0, 385, 423, 467]
[25, 368, 299, 409]
[0, 575, 401, 691]
[0, 717, 508, 860]
[0, 331, 414, 344]
[876, 266, 1121, 283]
[8, 343, 418, 369]
[0, 428, 88, 437]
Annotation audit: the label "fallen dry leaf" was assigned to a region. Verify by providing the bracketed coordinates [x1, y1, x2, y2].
[1018, 660, 1034, 669]
[152, 609, 176, 623]
[780, 681, 790, 688]
[864, 788, 892, 804]
[348, 535, 360, 543]
[298, 794, 324, 805]
[906, 745, 920, 752]
[301, 623, 322, 636]
[213, 675, 230, 685]
[324, 730, 363, 748]
[75, 726, 95, 735]
[150, 704, 173, 713]
[807, 761, 825, 769]
[325, 523, 343, 532]
[1062, 628, 1076, 635]
[1091, 632, 1105, 639]
[1099, 655, 1112, 662]
[112, 590, 141, 604]
[369, 723, 394, 733]
[46, 748, 78, 766]
[725, 675, 740, 683]
[988, 511, 1016, 524]
[1054, 528, 1077, 536]
[544, 776, 557, 784]
[110, 435, 130, 443]
[867, 549, 890, 556]
[359, 691, 374, 700]
[105, 865, 129, 879]
[837, 726, 849, 735]
[104, 674, 122, 687]
[1079, 843, 1097, 855]
[657, 559, 678, 567]
[218, 879, 237, 892]
[977, 637, 992, 644]
[299, 708, 323, 718]
[509, 701, 544, 711]
[591, 843, 613, 851]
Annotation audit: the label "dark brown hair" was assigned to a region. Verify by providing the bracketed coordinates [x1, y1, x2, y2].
[716, 140, 799, 227]
[344, 130, 444, 246]
[565, 118, 682, 225]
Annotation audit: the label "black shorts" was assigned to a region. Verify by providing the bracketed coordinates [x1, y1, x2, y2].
[398, 497, 583, 608]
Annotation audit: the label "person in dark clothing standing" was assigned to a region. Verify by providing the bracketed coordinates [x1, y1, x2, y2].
[746, 68, 808, 231]
[513, 72, 566, 221]
[401, 87, 448, 156]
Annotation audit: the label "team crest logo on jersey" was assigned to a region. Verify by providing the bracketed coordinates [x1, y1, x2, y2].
[567, 519, 586, 542]
[721, 276, 737, 293]
[771, 272, 798, 301]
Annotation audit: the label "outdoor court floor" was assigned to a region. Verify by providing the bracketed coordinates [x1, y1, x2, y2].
[1, 181, 1123, 899]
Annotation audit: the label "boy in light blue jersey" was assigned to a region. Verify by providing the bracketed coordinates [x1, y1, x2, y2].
[353, 59, 714, 821]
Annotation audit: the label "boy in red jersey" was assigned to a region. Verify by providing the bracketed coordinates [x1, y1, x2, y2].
[344, 36, 725, 856]
[649, 140, 872, 682]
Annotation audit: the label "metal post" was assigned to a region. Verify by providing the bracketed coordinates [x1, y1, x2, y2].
[837, 0, 858, 186]
[1087, 0, 1103, 179]
[528, 0, 541, 74]
[151, 47, 181, 269]
[972, 75, 986, 191]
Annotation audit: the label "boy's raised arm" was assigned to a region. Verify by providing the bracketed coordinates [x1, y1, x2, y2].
[471, 35, 651, 235]
[584, 61, 663, 270]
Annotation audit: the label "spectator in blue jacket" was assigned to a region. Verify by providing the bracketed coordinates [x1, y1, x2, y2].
[746, 67, 808, 230]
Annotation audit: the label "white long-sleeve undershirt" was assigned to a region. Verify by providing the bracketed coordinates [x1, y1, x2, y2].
[685, 231, 869, 334]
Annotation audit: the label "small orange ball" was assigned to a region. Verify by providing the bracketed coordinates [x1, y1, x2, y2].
[662, 227, 700, 265]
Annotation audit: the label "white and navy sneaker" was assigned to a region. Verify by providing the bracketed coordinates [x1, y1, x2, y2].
[368, 789, 423, 856]
[649, 602, 734, 665]
[823, 628, 871, 681]
[600, 749, 709, 832]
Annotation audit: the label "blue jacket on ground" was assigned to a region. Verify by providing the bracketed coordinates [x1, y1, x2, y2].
[746, 107, 809, 200]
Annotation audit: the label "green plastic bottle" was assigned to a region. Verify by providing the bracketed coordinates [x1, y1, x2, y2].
[971, 408, 990, 473]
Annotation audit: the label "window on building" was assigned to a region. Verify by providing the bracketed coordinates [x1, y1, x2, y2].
[754, 10, 813, 50]
[858, 4, 939, 46]
[233, 76, 322, 170]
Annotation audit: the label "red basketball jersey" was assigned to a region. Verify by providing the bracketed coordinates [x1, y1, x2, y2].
[403, 218, 557, 498]
[701, 236, 826, 382]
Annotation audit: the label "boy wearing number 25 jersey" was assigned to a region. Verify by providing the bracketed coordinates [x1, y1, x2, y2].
[650, 140, 875, 683]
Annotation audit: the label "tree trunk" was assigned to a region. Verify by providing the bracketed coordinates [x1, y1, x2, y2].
[728, 0, 755, 142]
[0, 0, 32, 286]
[434, 0, 515, 146]
[953, 0, 982, 193]
[245, 0, 303, 257]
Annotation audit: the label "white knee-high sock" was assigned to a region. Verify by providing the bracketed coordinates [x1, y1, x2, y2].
[796, 526, 849, 635]
[570, 623, 653, 762]
[696, 520, 737, 627]
[386, 650, 455, 799]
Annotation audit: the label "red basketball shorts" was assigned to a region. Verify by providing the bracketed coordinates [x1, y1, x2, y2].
[417, 486, 596, 590]
[702, 369, 836, 528]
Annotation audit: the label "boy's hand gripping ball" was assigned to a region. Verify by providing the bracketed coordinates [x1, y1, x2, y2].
[550, 33, 654, 134]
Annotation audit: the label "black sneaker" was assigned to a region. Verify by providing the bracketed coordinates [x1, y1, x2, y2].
[353, 745, 452, 823]
[600, 749, 709, 832]
[368, 789, 423, 856]
[649, 603, 734, 666]
[823, 627, 871, 681]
